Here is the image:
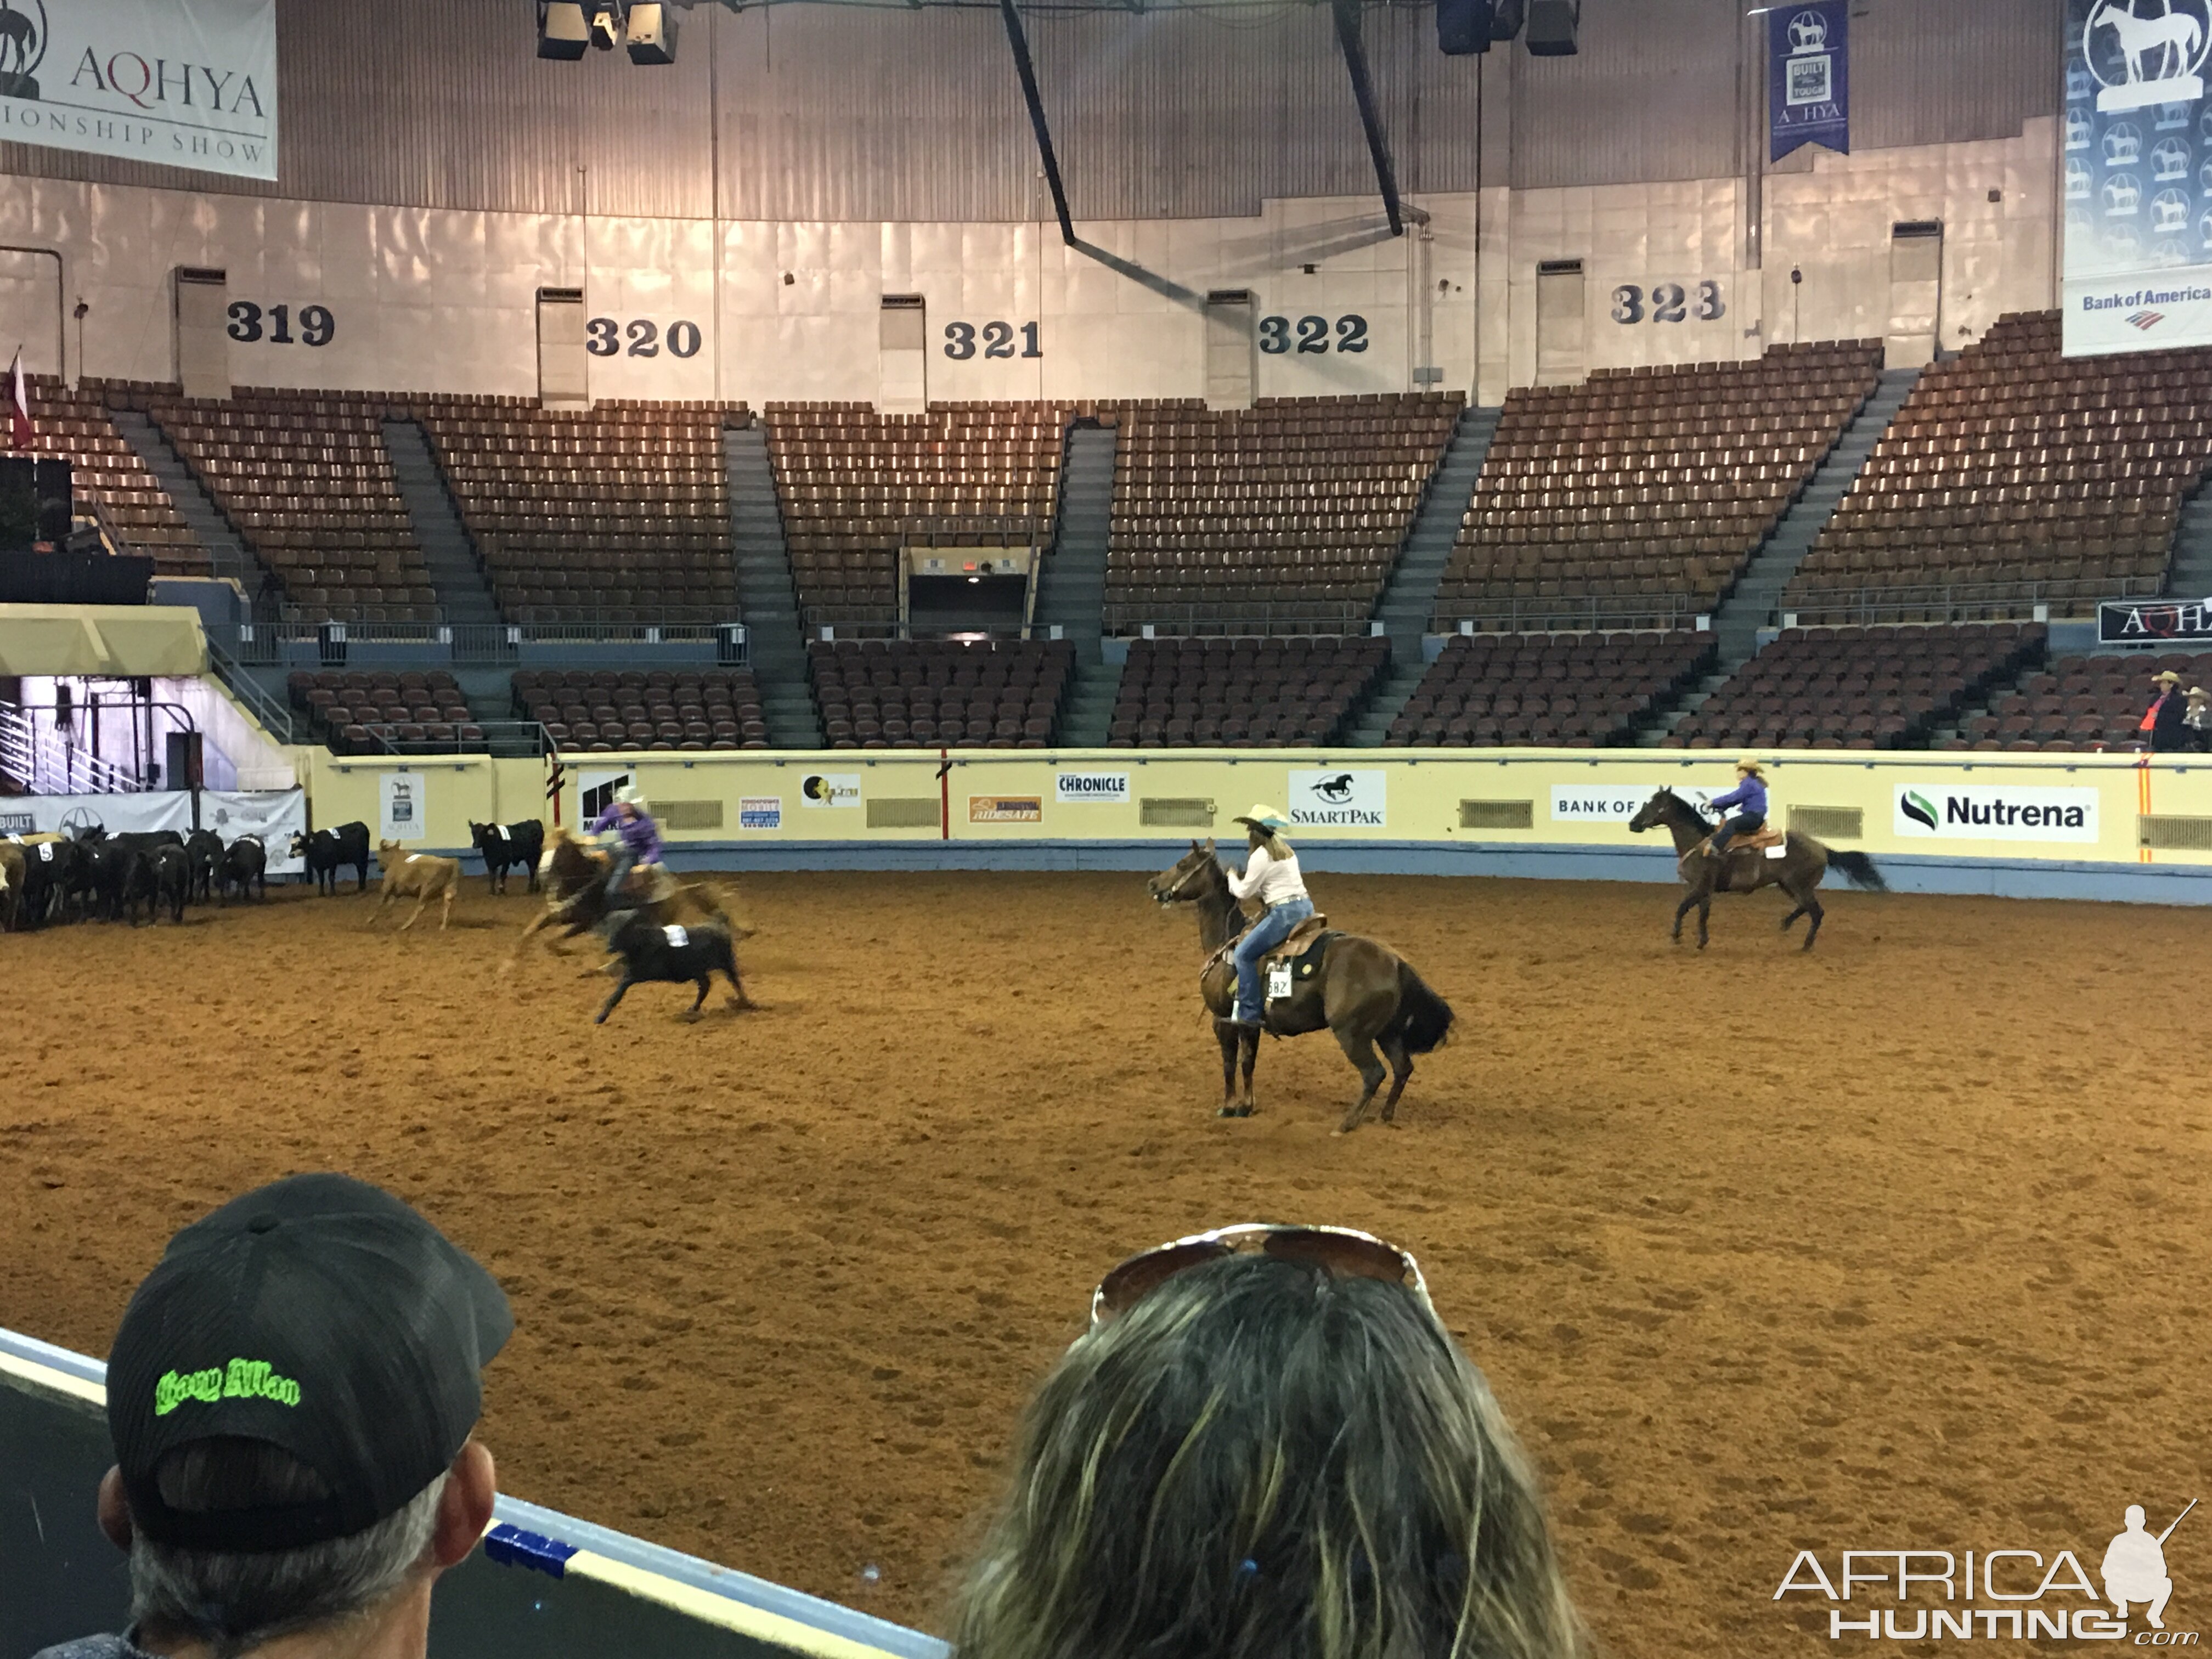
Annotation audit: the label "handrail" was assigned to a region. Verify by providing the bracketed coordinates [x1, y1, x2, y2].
[1774, 576, 2164, 628]
[0, 700, 143, 794]
[205, 636, 297, 744]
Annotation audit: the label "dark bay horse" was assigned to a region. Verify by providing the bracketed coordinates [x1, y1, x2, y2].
[1628, 787, 1886, 950]
[1148, 840, 1455, 1132]
[505, 826, 741, 969]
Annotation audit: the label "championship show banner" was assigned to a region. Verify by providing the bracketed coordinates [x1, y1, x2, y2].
[0, 787, 306, 872]
[2100, 593, 2212, 641]
[2063, 0, 2212, 355]
[0, 0, 278, 181]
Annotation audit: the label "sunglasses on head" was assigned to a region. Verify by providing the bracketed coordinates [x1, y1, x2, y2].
[1090, 1223, 1431, 1329]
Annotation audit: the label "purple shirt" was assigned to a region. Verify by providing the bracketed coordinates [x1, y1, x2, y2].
[1709, 777, 1768, 817]
[589, 805, 663, 864]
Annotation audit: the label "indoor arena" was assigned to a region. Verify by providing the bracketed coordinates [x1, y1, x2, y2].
[3, 4, 2209, 1659]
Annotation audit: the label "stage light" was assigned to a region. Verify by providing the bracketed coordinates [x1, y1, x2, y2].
[538, 1, 589, 60]
[626, 2, 677, 64]
[587, 0, 625, 52]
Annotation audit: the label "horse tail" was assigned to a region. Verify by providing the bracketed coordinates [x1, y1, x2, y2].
[1827, 849, 1887, 892]
[1390, 962, 1455, 1056]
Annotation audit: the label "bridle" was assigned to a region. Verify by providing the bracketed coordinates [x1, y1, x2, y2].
[1155, 852, 1220, 902]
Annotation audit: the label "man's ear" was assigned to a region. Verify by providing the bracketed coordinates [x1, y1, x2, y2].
[98, 1466, 133, 1552]
[430, 1440, 498, 1570]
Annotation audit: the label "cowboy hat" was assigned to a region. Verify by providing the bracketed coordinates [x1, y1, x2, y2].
[614, 783, 647, 807]
[2155, 670, 2183, 684]
[1232, 803, 1290, 833]
[1734, 757, 1767, 775]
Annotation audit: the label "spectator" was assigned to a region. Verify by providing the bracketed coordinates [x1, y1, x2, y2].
[2186, 685, 2210, 753]
[34, 1173, 511, 1659]
[2145, 669, 2191, 753]
[951, 1224, 1584, 1659]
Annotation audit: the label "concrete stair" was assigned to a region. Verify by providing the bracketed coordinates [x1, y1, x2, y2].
[723, 425, 822, 748]
[383, 419, 503, 628]
[2167, 482, 2212, 601]
[1057, 655, 1125, 748]
[1373, 405, 1502, 663]
[1636, 668, 1734, 747]
[1703, 366, 1921, 670]
[114, 410, 272, 602]
[1345, 656, 1433, 746]
[1036, 425, 1118, 744]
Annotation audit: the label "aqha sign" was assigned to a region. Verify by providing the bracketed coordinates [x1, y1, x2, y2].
[0, 0, 278, 182]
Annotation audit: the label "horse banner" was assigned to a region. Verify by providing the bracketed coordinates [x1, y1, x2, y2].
[1769, 4, 1849, 162]
[0, 0, 278, 182]
[2063, 0, 2212, 355]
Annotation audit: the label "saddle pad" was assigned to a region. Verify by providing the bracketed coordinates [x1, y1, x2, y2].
[1268, 928, 1341, 983]
[1764, 842, 1788, 859]
[664, 924, 689, 947]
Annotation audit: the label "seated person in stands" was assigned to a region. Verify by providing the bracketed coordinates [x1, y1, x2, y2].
[589, 783, 664, 898]
[2187, 685, 2210, 752]
[950, 1224, 1585, 1659]
[35, 1173, 510, 1659]
[1224, 805, 1314, 1030]
[1704, 758, 1768, 859]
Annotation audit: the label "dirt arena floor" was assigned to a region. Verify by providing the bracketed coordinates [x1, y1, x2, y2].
[4, 866, 2210, 1656]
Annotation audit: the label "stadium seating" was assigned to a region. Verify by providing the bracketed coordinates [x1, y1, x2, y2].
[420, 398, 742, 623]
[1954, 649, 2205, 752]
[1662, 623, 2044, 750]
[810, 637, 1071, 748]
[766, 403, 1072, 624]
[286, 668, 478, 754]
[22, 376, 203, 576]
[515, 667, 769, 751]
[1106, 635, 1390, 747]
[1785, 311, 2203, 621]
[1433, 341, 1883, 630]
[1386, 630, 1713, 747]
[1105, 393, 1463, 631]
[143, 387, 432, 620]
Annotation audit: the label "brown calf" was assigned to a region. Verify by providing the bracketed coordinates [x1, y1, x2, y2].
[374, 840, 461, 932]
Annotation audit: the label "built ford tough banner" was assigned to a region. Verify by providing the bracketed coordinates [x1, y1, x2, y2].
[2063, 0, 2212, 355]
[0, 0, 277, 182]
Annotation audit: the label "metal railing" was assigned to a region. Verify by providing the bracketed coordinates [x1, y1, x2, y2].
[204, 636, 298, 744]
[0, 701, 146, 795]
[210, 618, 747, 667]
[1430, 592, 1700, 636]
[1770, 577, 2163, 629]
[900, 513, 1053, 550]
[1103, 601, 1376, 638]
[349, 720, 551, 760]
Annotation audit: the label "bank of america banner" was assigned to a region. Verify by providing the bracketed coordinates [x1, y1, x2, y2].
[1769, 4, 1848, 162]
[0, 0, 277, 182]
[2063, 0, 2212, 356]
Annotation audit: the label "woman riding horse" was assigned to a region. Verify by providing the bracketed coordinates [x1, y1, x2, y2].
[1223, 804, 1313, 1031]
[589, 784, 663, 901]
[1703, 758, 1768, 860]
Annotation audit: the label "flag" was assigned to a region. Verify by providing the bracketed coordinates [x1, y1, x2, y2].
[5, 351, 30, 451]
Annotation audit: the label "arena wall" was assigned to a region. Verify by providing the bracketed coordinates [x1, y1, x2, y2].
[299, 746, 2212, 904]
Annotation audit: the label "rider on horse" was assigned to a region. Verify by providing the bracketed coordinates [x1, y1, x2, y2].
[588, 784, 664, 902]
[1704, 758, 1768, 860]
[1225, 804, 1314, 1030]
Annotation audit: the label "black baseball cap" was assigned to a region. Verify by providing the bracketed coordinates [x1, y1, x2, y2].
[105, 1173, 512, 1553]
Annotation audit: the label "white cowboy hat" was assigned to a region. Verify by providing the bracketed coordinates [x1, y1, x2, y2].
[614, 783, 646, 808]
[1232, 803, 1290, 833]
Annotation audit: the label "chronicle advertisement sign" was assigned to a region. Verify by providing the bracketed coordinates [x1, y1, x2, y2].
[1286, 769, 1386, 829]
[798, 772, 860, 809]
[1893, 782, 2101, 843]
[1054, 771, 1130, 805]
[0, 0, 279, 182]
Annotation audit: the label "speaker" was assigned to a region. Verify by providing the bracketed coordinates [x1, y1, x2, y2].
[34, 458, 71, 545]
[1436, 0, 1494, 55]
[1526, 0, 1578, 54]
[625, 1, 676, 64]
[1491, 0, 1525, 40]
[538, 1, 588, 60]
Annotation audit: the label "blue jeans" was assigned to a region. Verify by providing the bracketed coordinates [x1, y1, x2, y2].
[604, 845, 639, 906]
[1709, 811, 1763, 856]
[1233, 897, 1315, 1024]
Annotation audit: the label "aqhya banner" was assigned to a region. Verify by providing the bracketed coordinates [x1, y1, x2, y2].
[0, 0, 278, 182]
[2062, 0, 2212, 356]
[0, 788, 306, 872]
[1769, 4, 1849, 161]
[2100, 595, 2212, 642]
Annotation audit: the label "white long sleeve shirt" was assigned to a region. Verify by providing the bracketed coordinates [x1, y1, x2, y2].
[1227, 843, 1308, 907]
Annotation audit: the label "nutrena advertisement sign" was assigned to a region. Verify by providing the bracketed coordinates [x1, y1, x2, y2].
[1894, 783, 2101, 843]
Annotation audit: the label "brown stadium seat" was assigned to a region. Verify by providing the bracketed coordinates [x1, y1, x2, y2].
[25, 376, 205, 578]
[1386, 630, 1714, 747]
[1433, 340, 1883, 631]
[1105, 635, 1390, 747]
[810, 637, 1071, 748]
[512, 667, 769, 751]
[1660, 622, 2045, 750]
[1963, 647, 2212, 753]
[287, 667, 471, 753]
[1106, 393, 1463, 634]
[1786, 310, 2208, 621]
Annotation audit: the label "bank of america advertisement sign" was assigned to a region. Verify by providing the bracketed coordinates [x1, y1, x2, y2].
[0, 0, 278, 182]
[1893, 782, 2101, 843]
[2062, 0, 2212, 354]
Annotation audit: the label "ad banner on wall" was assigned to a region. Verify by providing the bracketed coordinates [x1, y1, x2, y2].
[2062, 0, 2212, 355]
[0, 788, 305, 872]
[1769, 4, 1850, 161]
[0, 0, 278, 182]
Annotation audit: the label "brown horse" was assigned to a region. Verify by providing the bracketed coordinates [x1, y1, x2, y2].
[505, 826, 741, 969]
[1147, 840, 1455, 1132]
[1627, 787, 1886, 950]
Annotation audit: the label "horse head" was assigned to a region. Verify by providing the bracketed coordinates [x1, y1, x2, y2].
[1627, 789, 1678, 835]
[1148, 838, 1220, 905]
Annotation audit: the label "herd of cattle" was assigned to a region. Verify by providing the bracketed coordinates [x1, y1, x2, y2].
[0, 816, 550, 930]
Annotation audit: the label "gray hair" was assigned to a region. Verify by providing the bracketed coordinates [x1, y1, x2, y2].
[128, 1438, 445, 1659]
[951, 1252, 1585, 1659]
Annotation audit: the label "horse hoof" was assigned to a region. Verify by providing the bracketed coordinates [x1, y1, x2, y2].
[1216, 1105, 1252, 1119]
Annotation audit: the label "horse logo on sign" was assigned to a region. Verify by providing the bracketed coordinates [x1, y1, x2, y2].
[0, 0, 47, 100]
[2085, 0, 2212, 112]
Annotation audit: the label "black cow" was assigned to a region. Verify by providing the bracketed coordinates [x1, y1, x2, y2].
[83, 840, 137, 922]
[150, 844, 191, 923]
[471, 819, 545, 895]
[110, 830, 184, 853]
[290, 821, 371, 896]
[119, 847, 163, 926]
[184, 828, 224, 902]
[220, 834, 268, 903]
[594, 910, 753, 1024]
